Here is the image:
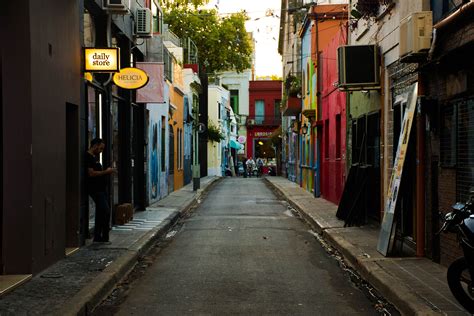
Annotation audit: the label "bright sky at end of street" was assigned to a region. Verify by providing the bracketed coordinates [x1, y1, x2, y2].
[204, 0, 282, 78]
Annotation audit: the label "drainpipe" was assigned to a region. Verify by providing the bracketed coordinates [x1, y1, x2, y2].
[314, 5, 321, 198]
[433, 0, 474, 30]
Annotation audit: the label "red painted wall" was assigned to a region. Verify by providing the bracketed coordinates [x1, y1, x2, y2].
[320, 26, 347, 204]
[249, 80, 282, 120]
[247, 80, 282, 159]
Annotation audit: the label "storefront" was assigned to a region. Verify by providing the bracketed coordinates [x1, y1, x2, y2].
[422, 7, 474, 264]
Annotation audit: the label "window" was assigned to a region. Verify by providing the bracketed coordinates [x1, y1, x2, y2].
[457, 99, 474, 202]
[230, 90, 239, 114]
[151, 1, 163, 34]
[164, 48, 173, 82]
[274, 100, 281, 119]
[441, 98, 474, 201]
[255, 100, 265, 124]
[335, 114, 341, 159]
[169, 124, 174, 174]
[178, 128, 183, 170]
[161, 116, 165, 172]
[440, 104, 456, 167]
[432, 0, 464, 23]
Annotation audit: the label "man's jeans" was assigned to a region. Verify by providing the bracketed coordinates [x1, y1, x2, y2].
[89, 192, 111, 242]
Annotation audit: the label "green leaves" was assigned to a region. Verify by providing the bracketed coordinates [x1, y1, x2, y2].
[206, 121, 225, 143]
[161, 2, 253, 74]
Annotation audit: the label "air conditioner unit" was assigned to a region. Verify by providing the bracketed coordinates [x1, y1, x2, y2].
[399, 11, 433, 62]
[338, 44, 380, 91]
[247, 119, 255, 125]
[136, 8, 153, 37]
[103, 0, 129, 14]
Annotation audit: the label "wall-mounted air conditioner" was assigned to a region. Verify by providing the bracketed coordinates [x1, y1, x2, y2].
[399, 11, 433, 62]
[103, 0, 130, 14]
[337, 44, 380, 91]
[136, 8, 153, 37]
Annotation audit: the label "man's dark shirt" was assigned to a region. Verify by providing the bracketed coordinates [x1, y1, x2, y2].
[86, 152, 107, 194]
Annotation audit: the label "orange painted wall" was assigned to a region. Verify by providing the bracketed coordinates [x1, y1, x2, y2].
[310, 5, 348, 67]
[171, 63, 184, 191]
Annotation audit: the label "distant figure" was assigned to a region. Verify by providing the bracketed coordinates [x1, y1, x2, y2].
[86, 138, 116, 243]
[256, 157, 264, 177]
[245, 157, 255, 177]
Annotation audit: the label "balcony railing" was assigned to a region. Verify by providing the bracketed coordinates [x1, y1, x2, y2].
[247, 115, 282, 126]
[162, 26, 181, 47]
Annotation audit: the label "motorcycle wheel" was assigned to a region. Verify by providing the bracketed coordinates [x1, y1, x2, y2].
[447, 257, 474, 313]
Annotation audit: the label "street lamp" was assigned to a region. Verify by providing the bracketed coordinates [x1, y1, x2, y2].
[301, 123, 309, 135]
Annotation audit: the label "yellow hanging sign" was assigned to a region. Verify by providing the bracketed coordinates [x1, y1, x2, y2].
[113, 67, 149, 90]
[84, 48, 119, 72]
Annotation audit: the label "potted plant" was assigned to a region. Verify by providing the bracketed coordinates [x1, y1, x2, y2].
[206, 121, 225, 143]
[285, 74, 301, 98]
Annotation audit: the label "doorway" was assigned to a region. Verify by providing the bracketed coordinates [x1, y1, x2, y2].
[132, 104, 145, 210]
[66, 103, 80, 252]
[0, 58, 3, 271]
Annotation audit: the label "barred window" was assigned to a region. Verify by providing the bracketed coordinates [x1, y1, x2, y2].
[457, 99, 474, 202]
[440, 98, 474, 202]
[440, 104, 456, 167]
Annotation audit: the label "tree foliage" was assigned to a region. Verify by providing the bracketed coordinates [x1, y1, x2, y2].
[159, 1, 253, 74]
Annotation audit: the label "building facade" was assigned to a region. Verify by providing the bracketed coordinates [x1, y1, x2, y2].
[1, 0, 82, 275]
[247, 80, 282, 170]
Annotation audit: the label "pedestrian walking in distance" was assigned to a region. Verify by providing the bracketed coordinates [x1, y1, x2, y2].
[86, 138, 116, 243]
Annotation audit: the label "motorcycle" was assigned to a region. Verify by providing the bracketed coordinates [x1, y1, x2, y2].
[439, 190, 474, 313]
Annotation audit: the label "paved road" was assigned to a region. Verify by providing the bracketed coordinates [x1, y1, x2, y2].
[115, 178, 379, 315]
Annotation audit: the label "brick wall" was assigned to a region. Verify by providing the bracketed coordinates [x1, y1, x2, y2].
[422, 16, 474, 266]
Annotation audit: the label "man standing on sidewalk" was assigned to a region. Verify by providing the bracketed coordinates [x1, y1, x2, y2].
[86, 138, 115, 243]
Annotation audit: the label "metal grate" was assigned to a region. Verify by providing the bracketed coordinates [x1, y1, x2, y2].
[440, 97, 474, 202]
[456, 99, 474, 202]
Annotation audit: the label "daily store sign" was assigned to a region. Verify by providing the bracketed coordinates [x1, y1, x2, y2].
[84, 48, 149, 90]
[113, 68, 149, 90]
[84, 48, 119, 72]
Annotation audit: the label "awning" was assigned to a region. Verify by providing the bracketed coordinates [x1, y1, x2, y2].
[230, 139, 243, 150]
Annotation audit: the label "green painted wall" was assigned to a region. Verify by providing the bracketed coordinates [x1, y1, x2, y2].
[349, 91, 380, 119]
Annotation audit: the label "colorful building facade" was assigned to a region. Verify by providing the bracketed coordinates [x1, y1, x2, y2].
[247, 80, 282, 166]
[320, 25, 347, 204]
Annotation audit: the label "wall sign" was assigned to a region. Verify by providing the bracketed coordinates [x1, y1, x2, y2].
[113, 67, 149, 90]
[84, 48, 119, 72]
[254, 131, 273, 137]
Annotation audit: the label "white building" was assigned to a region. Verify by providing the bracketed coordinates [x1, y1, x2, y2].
[207, 85, 230, 176]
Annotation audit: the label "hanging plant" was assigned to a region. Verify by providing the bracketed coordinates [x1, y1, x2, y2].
[206, 121, 225, 143]
[285, 74, 301, 97]
[355, 0, 380, 19]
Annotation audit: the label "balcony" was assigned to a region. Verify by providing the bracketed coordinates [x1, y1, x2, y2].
[162, 25, 181, 48]
[247, 115, 282, 127]
[282, 96, 301, 116]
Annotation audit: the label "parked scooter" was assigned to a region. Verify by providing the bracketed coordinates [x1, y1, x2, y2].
[439, 189, 474, 313]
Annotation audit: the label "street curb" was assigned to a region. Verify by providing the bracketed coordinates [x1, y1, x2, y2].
[57, 176, 221, 316]
[263, 177, 442, 316]
[323, 230, 442, 316]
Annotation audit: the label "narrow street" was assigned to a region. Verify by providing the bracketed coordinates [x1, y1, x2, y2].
[103, 178, 387, 315]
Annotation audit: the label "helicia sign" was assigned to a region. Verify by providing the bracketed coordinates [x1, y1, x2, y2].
[113, 67, 149, 90]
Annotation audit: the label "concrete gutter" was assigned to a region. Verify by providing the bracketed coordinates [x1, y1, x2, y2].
[57, 176, 222, 316]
